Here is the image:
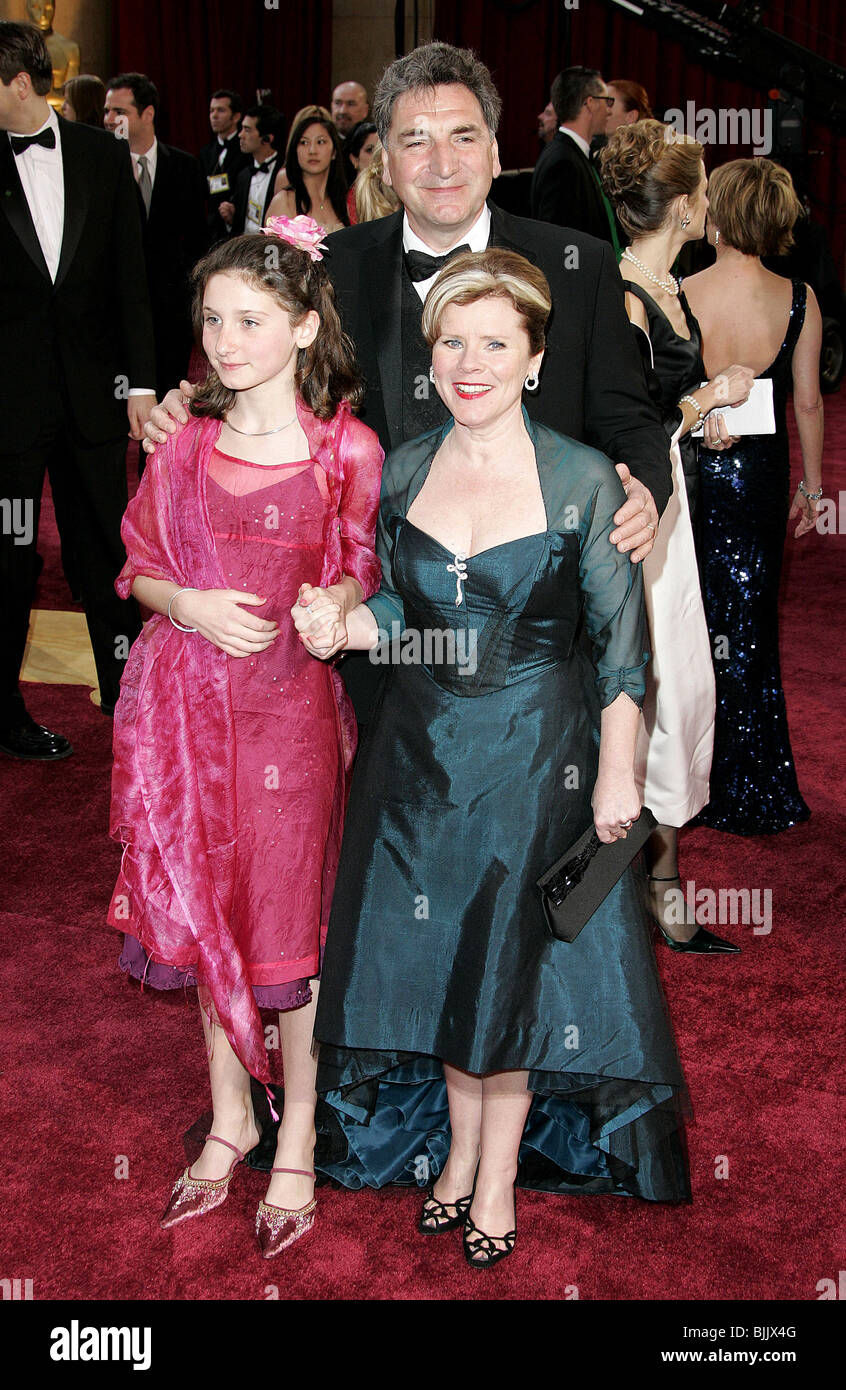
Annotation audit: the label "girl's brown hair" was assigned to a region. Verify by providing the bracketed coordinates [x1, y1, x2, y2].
[189, 234, 363, 421]
[600, 119, 704, 240]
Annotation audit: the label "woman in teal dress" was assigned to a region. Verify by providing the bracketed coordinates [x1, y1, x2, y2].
[293, 250, 690, 1267]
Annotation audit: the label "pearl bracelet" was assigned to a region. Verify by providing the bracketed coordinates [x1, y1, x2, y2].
[167, 587, 198, 632]
[679, 393, 705, 424]
[798, 479, 823, 501]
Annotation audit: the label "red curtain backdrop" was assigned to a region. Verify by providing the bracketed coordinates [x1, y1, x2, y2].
[111, 0, 333, 156]
[433, 0, 846, 271]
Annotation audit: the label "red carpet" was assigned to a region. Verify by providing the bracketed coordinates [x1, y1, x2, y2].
[2, 397, 844, 1300]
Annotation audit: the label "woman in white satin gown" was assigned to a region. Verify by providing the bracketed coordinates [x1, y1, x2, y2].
[600, 121, 754, 953]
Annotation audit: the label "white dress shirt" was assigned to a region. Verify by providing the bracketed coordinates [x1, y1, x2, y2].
[12, 106, 64, 282]
[245, 158, 275, 233]
[214, 134, 236, 167]
[403, 204, 492, 301]
[557, 125, 592, 160]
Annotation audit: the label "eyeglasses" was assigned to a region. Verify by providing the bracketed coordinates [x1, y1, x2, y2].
[590, 94, 615, 108]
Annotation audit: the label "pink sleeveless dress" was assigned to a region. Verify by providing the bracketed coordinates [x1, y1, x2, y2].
[118, 446, 345, 1009]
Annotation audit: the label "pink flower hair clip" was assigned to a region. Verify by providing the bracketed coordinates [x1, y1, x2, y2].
[262, 214, 328, 261]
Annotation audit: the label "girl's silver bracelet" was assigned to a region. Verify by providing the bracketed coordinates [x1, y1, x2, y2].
[167, 587, 198, 632]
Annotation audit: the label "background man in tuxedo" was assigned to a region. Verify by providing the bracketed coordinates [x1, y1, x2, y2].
[530, 65, 619, 249]
[105, 72, 208, 406]
[198, 88, 250, 245]
[218, 104, 283, 237]
[0, 22, 156, 760]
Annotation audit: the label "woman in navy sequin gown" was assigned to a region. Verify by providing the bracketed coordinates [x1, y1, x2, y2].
[684, 160, 824, 834]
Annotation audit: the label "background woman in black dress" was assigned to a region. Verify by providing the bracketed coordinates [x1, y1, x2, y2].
[601, 123, 755, 949]
[684, 159, 823, 834]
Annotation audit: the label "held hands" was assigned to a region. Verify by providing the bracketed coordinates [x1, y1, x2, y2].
[592, 770, 642, 845]
[172, 589, 278, 658]
[788, 489, 822, 538]
[291, 583, 349, 660]
[610, 464, 659, 563]
[141, 381, 196, 455]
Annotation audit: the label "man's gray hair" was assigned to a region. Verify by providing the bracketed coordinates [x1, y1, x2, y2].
[373, 42, 502, 145]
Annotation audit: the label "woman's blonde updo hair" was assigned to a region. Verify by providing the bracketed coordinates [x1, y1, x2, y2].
[421, 249, 552, 355]
[599, 119, 704, 240]
[706, 159, 803, 257]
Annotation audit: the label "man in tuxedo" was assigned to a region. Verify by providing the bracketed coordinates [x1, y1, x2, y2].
[105, 73, 208, 405]
[198, 88, 250, 244]
[0, 22, 156, 759]
[327, 46, 667, 513]
[219, 105, 283, 237]
[530, 65, 619, 250]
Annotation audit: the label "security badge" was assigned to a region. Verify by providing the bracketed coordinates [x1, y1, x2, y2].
[207, 172, 230, 195]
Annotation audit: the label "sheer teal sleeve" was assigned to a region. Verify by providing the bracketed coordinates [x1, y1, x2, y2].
[577, 466, 650, 709]
[364, 494, 404, 633]
[361, 438, 427, 633]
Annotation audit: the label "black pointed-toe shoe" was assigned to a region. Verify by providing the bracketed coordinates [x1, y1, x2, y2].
[648, 875, 740, 954]
[656, 925, 741, 954]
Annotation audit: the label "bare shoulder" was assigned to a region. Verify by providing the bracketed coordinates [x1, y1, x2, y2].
[680, 264, 717, 300]
[266, 188, 295, 221]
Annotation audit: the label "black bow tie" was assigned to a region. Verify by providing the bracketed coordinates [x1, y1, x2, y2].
[10, 127, 56, 155]
[253, 160, 274, 174]
[404, 243, 471, 283]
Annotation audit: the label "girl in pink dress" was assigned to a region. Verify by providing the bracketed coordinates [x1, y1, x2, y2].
[107, 218, 382, 1256]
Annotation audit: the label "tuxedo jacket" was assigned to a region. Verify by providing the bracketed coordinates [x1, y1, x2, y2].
[0, 117, 155, 453]
[199, 134, 251, 241]
[323, 203, 671, 515]
[531, 131, 612, 246]
[231, 152, 285, 236]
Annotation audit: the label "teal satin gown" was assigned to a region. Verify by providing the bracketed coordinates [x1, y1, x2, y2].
[315, 411, 691, 1203]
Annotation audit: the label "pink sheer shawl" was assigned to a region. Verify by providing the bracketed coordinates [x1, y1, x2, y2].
[109, 398, 383, 1085]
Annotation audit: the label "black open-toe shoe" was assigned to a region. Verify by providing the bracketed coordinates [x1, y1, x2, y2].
[462, 1212, 517, 1269]
[418, 1188, 473, 1235]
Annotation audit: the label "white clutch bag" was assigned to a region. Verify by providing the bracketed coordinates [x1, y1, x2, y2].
[691, 377, 775, 437]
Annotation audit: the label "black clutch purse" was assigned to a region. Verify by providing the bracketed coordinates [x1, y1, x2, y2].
[537, 807, 657, 942]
